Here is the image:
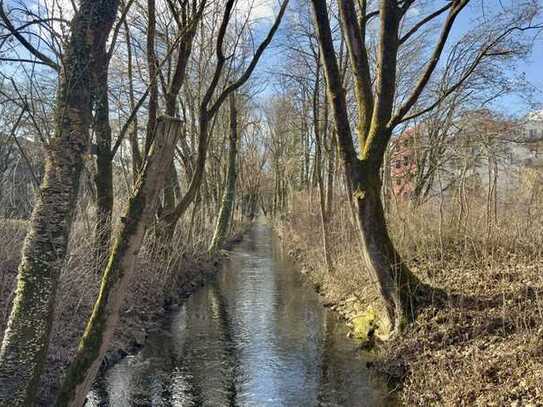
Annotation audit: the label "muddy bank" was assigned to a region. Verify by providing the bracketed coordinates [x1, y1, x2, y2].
[0, 219, 248, 406]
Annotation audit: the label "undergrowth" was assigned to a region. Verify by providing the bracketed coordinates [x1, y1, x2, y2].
[279, 191, 543, 406]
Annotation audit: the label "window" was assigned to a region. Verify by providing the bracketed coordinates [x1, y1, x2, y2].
[395, 160, 401, 169]
[530, 129, 537, 138]
[403, 156, 410, 166]
[396, 179, 402, 186]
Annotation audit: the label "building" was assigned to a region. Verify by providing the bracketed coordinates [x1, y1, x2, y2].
[388, 109, 543, 202]
[390, 127, 418, 200]
[513, 110, 543, 200]
[513, 110, 543, 167]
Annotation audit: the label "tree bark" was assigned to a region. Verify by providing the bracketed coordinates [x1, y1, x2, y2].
[144, 0, 158, 156]
[310, 0, 429, 334]
[353, 170, 423, 332]
[209, 94, 238, 253]
[313, 64, 333, 272]
[92, 31, 114, 267]
[56, 116, 181, 407]
[0, 2, 119, 405]
[124, 18, 142, 180]
[160, 3, 203, 234]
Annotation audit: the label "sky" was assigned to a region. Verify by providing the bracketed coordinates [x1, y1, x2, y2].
[4, 0, 542, 115]
[452, 0, 543, 114]
[251, 0, 543, 115]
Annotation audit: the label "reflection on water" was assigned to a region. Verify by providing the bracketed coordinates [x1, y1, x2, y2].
[87, 223, 395, 406]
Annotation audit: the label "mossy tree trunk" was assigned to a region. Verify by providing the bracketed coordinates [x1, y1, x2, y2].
[209, 94, 238, 253]
[56, 116, 181, 407]
[0, 2, 119, 405]
[352, 165, 423, 331]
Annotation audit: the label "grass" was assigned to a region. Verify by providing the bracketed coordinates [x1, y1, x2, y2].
[278, 190, 543, 405]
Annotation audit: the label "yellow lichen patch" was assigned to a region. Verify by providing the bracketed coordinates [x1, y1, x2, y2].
[353, 188, 366, 200]
[352, 307, 378, 343]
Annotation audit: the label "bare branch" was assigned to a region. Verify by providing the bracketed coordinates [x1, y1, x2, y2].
[399, 3, 452, 45]
[209, 0, 290, 117]
[390, 0, 469, 127]
[107, 0, 137, 61]
[0, 0, 60, 71]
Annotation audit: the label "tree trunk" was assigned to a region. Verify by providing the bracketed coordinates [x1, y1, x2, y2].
[209, 94, 238, 253]
[124, 18, 142, 180]
[92, 37, 114, 267]
[159, 110, 210, 236]
[353, 170, 425, 334]
[0, 2, 118, 405]
[317, 147, 332, 273]
[56, 116, 181, 407]
[325, 132, 336, 216]
[313, 66, 333, 273]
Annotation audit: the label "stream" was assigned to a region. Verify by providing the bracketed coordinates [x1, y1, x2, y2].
[87, 222, 395, 406]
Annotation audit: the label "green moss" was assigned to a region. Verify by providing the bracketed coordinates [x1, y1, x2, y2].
[352, 307, 378, 343]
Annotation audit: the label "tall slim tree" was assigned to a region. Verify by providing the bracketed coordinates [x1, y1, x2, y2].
[56, 116, 182, 407]
[158, 0, 290, 236]
[209, 92, 239, 253]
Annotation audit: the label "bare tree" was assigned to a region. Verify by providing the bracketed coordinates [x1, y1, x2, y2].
[0, 1, 120, 405]
[309, 0, 540, 334]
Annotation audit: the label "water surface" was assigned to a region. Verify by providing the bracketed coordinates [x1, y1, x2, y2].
[88, 223, 394, 406]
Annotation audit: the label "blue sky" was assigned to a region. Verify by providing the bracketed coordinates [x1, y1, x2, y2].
[3, 0, 541, 114]
[452, 0, 543, 113]
[255, 0, 543, 115]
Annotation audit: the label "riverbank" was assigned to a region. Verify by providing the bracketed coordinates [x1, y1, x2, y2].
[0, 217, 248, 406]
[276, 194, 543, 405]
[90, 221, 395, 406]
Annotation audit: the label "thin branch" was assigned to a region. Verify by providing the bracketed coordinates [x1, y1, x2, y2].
[107, 0, 137, 61]
[9, 106, 41, 189]
[396, 23, 543, 125]
[0, 0, 59, 71]
[0, 57, 53, 66]
[209, 0, 290, 116]
[399, 3, 452, 45]
[391, 0, 469, 127]
[111, 88, 149, 157]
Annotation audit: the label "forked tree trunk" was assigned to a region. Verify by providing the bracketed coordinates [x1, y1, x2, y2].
[209, 94, 238, 253]
[56, 117, 181, 407]
[0, 2, 119, 405]
[310, 0, 442, 335]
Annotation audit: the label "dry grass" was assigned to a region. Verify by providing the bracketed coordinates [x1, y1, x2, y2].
[279, 191, 543, 406]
